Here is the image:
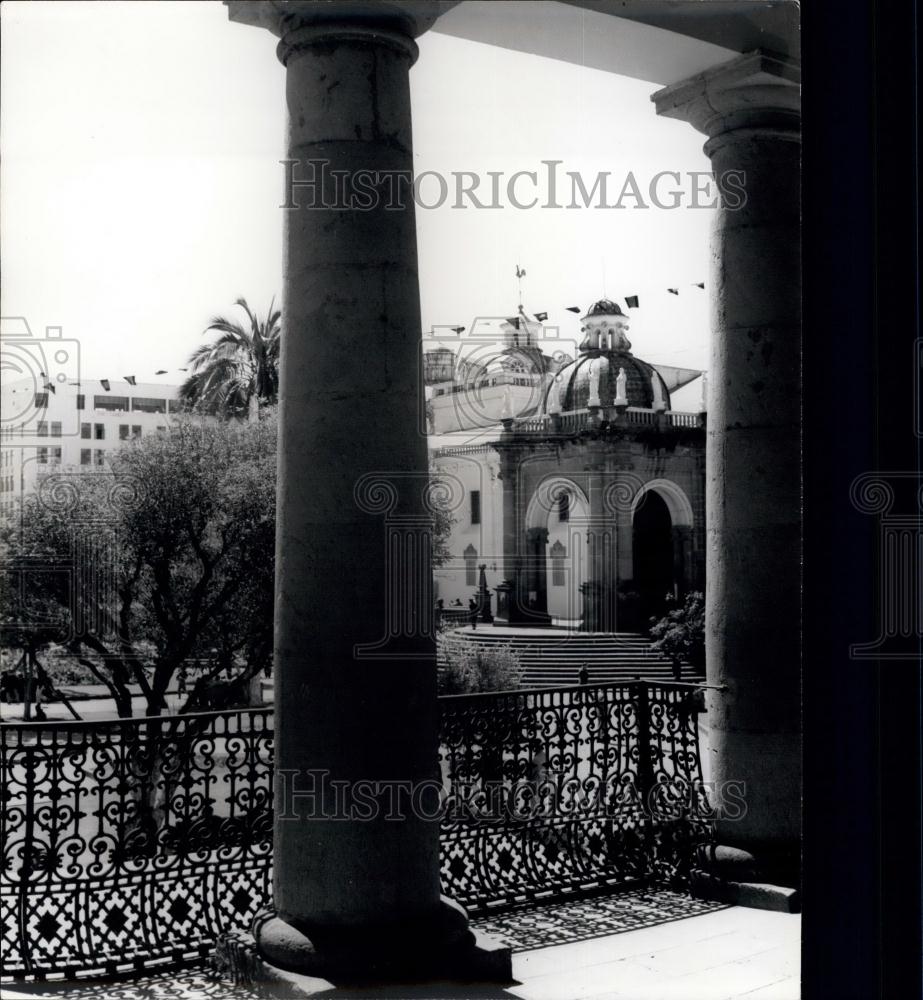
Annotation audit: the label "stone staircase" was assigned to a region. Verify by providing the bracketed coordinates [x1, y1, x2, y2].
[438, 626, 703, 688]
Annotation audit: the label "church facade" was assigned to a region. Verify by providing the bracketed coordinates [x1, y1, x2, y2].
[430, 300, 706, 633]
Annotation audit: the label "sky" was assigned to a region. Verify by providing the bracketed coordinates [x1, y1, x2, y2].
[1, 1, 714, 388]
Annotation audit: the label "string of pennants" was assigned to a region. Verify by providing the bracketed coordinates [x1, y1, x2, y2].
[555, 280, 705, 317]
[37, 278, 707, 391]
[469, 280, 706, 330]
[40, 369, 193, 393]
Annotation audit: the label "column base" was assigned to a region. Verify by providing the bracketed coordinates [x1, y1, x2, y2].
[212, 897, 513, 992]
[690, 871, 801, 913]
[690, 843, 801, 913]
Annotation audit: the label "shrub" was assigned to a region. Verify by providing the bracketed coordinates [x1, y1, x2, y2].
[649, 591, 705, 671]
[438, 638, 522, 694]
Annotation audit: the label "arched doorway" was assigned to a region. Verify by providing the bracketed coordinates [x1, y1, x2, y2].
[632, 489, 676, 626]
[524, 478, 589, 625]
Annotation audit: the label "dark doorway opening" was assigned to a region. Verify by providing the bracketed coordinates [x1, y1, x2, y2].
[632, 490, 674, 628]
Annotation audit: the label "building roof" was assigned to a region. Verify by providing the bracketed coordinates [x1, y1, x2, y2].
[545, 352, 670, 413]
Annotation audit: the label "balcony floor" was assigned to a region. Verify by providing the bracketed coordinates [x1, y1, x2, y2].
[2, 891, 799, 1000]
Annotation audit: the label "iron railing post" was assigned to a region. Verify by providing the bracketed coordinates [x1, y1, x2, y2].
[635, 680, 656, 878]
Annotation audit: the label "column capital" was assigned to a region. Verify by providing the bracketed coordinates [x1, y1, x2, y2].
[652, 50, 800, 141]
[226, 0, 455, 63]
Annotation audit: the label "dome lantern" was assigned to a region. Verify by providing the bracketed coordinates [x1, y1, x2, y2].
[540, 296, 670, 414]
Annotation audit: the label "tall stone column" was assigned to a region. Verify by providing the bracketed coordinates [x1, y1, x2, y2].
[525, 525, 551, 622]
[581, 459, 617, 632]
[225, 0, 510, 985]
[654, 52, 802, 899]
[493, 437, 526, 624]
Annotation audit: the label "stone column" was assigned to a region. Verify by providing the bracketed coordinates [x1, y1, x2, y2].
[225, 0, 510, 984]
[493, 437, 526, 624]
[654, 52, 802, 899]
[582, 460, 617, 632]
[525, 525, 551, 623]
[671, 524, 693, 596]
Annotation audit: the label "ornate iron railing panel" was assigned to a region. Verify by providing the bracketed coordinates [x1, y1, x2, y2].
[1, 682, 709, 981]
[1, 709, 274, 981]
[437, 681, 708, 913]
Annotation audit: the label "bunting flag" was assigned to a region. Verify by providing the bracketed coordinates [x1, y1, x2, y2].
[438, 286, 705, 333]
[100, 379, 111, 391]
[124, 376, 137, 386]
[178, 368, 188, 372]
[43, 382, 56, 394]
[154, 369, 168, 375]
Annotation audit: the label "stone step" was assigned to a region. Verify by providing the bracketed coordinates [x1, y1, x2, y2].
[439, 637, 669, 652]
[436, 627, 699, 690]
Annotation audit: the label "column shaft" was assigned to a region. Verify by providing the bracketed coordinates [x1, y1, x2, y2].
[273, 23, 438, 928]
[706, 129, 801, 855]
[654, 52, 802, 879]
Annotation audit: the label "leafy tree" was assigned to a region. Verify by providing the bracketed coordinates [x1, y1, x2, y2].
[3, 414, 277, 716]
[427, 462, 458, 569]
[648, 591, 705, 674]
[0, 560, 83, 719]
[430, 493, 455, 571]
[179, 298, 281, 418]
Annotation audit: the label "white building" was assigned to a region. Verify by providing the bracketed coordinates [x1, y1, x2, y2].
[1, 377, 182, 519]
[428, 303, 706, 617]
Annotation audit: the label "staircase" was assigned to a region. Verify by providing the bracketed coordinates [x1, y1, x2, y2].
[438, 626, 703, 688]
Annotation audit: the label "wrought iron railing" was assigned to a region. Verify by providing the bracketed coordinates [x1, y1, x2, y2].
[1, 681, 710, 981]
[439, 682, 710, 912]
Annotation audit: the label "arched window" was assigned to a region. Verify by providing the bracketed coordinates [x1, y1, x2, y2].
[557, 490, 570, 522]
[463, 544, 478, 586]
[550, 540, 567, 587]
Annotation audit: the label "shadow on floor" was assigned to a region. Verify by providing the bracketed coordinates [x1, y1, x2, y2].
[2, 969, 528, 1000]
[2, 890, 727, 999]
[470, 888, 728, 951]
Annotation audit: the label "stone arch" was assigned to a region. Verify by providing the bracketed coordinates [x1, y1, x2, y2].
[525, 477, 590, 623]
[630, 479, 695, 622]
[630, 478, 694, 528]
[525, 477, 591, 530]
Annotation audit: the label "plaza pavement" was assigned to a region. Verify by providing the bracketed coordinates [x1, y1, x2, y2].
[0, 901, 799, 999]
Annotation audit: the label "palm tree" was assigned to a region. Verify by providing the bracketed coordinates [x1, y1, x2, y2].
[179, 298, 281, 418]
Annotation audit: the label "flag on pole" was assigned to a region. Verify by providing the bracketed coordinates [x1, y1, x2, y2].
[667, 288, 679, 295]
[565, 306, 581, 313]
[154, 370, 168, 375]
[694, 282, 705, 289]
[450, 326, 465, 334]
[625, 296, 639, 309]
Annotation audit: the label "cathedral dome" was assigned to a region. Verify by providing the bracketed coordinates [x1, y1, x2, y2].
[582, 298, 626, 318]
[542, 299, 670, 413]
